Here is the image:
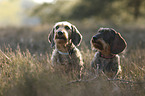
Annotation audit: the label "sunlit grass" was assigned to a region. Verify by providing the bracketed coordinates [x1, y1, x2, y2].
[0, 24, 145, 96]
[0, 45, 145, 96]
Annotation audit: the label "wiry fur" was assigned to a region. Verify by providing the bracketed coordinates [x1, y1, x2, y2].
[51, 46, 83, 72]
[48, 21, 84, 77]
[91, 52, 121, 78]
[91, 28, 127, 78]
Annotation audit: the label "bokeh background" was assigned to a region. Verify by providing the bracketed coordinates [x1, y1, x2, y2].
[0, 0, 145, 96]
[0, 0, 145, 54]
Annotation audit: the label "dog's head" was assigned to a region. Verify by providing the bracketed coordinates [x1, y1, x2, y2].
[48, 21, 82, 47]
[91, 28, 127, 54]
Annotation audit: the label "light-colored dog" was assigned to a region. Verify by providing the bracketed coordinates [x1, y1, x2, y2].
[48, 21, 84, 77]
[91, 28, 127, 78]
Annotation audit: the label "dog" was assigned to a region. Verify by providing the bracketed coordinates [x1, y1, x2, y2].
[48, 21, 84, 77]
[91, 28, 127, 79]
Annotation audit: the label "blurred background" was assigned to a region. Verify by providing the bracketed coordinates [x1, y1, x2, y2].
[0, 0, 145, 54]
[1, 1, 145, 95]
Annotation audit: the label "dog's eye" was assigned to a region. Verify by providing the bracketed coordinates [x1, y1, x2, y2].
[56, 26, 59, 30]
[65, 26, 70, 30]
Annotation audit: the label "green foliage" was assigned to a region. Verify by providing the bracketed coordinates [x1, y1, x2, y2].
[30, 0, 145, 23]
[126, 0, 144, 20]
[69, 0, 116, 19]
[30, 0, 79, 23]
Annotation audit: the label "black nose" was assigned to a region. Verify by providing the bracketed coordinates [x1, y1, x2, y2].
[93, 36, 97, 40]
[93, 33, 102, 40]
[58, 31, 63, 35]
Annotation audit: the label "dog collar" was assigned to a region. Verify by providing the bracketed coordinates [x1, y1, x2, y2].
[57, 50, 69, 55]
[100, 54, 116, 59]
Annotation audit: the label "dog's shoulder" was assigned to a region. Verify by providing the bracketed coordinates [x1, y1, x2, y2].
[72, 47, 82, 56]
[91, 52, 101, 68]
[70, 47, 83, 66]
[91, 51, 120, 68]
[51, 49, 59, 57]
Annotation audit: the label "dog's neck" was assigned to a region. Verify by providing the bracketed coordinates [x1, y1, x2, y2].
[56, 49, 69, 55]
[55, 42, 75, 55]
[99, 52, 116, 59]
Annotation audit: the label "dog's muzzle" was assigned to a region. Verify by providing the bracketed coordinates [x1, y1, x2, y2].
[55, 31, 67, 40]
[57, 31, 63, 36]
[92, 35, 104, 50]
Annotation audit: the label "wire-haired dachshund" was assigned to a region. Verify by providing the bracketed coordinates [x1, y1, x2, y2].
[91, 28, 127, 79]
[48, 21, 84, 77]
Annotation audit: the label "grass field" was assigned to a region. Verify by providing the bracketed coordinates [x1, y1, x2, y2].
[0, 22, 145, 96]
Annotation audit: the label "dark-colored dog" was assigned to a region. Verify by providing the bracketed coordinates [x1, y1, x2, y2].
[48, 21, 84, 77]
[91, 28, 127, 78]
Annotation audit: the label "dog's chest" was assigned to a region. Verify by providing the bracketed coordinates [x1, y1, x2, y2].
[57, 54, 72, 65]
[52, 49, 82, 67]
[92, 52, 119, 72]
[97, 58, 116, 68]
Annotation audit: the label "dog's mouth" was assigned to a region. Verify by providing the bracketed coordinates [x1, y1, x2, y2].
[92, 40, 103, 50]
[55, 35, 67, 40]
[54, 35, 68, 44]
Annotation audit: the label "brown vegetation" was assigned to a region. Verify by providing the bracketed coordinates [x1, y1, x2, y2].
[0, 22, 145, 96]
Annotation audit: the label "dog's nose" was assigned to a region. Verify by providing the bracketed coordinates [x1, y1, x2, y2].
[58, 31, 63, 35]
[93, 36, 97, 40]
[93, 33, 102, 40]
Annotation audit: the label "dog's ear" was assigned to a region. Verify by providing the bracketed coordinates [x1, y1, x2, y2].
[110, 32, 127, 54]
[71, 25, 82, 46]
[48, 28, 55, 47]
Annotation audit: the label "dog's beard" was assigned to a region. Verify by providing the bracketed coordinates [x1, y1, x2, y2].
[92, 40, 111, 55]
[92, 41, 104, 51]
[55, 34, 67, 39]
[55, 34, 68, 44]
[55, 39, 67, 44]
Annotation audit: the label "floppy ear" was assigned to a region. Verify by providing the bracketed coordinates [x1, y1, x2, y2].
[48, 28, 55, 47]
[110, 32, 127, 54]
[71, 25, 82, 46]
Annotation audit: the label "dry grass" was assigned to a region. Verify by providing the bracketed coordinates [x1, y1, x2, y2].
[0, 23, 145, 96]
